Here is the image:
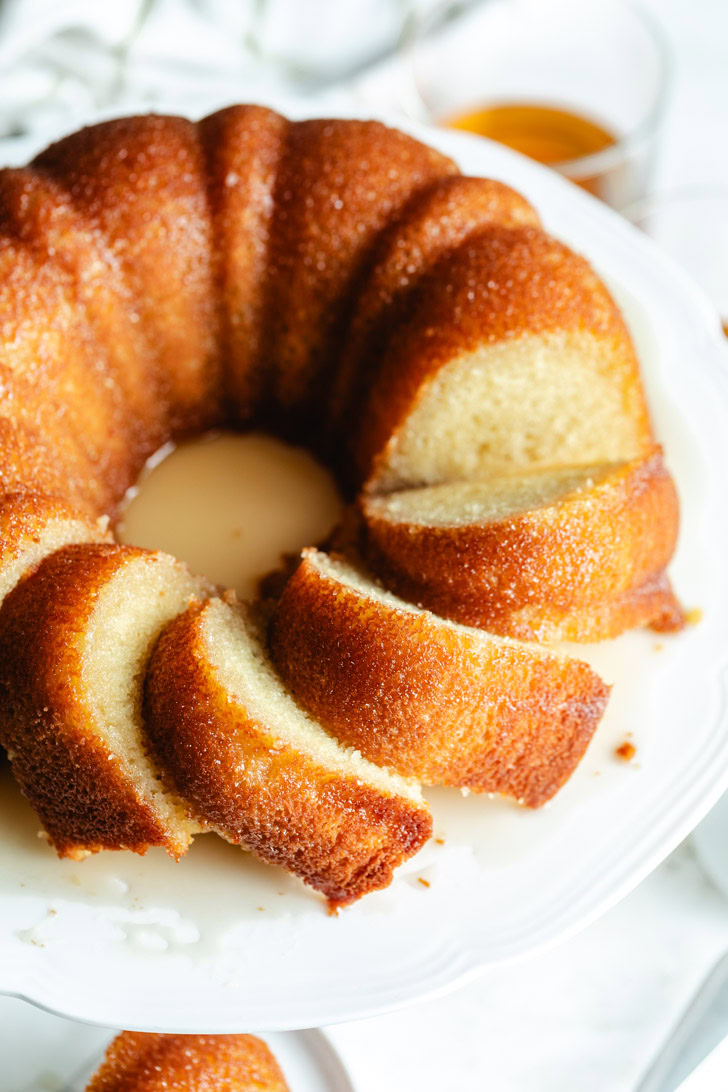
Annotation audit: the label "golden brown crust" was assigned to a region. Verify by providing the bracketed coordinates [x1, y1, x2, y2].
[144, 599, 432, 907]
[0, 231, 134, 512]
[481, 574, 685, 642]
[0, 543, 192, 858]
[0, 418, 95, 512]
[0, 166, 168, 480]
[361, 449, 682, 641]
[353, 224, 654, 488]
[199, 105, 289, 424]
[34, 114, 223, 436]
[269, 551, 609, 806]
[329, 175, 540, 442]
[262, 117, 458, 423]
[87, 1032, 289, 1091]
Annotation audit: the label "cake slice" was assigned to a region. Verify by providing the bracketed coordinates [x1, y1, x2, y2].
[361, 448, 683, 641]
[86, 1032, 289, 1091]
[269, 550, 609, 807]
[0, 543, 209, 859]
[353, 224, 653, 493]
[143, 596, 431, 909]
[0, 491, 110, 607]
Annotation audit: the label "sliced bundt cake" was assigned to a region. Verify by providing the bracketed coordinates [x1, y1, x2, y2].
[143, 596, 431, 908]
[0, 106, 683, 902]
[269, 549, 609, 806]
[86, 1032, 289, 1091]
[360, 448, 683, 641]
[0, 544, 209, 859]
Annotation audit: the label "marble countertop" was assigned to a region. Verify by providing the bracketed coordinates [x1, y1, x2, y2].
[1, 0, 728, 1088]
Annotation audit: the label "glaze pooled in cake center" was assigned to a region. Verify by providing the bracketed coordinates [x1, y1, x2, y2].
[118, 432, 343, 599]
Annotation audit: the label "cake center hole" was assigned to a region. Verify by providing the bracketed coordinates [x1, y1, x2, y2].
[117, 432, 344, 599]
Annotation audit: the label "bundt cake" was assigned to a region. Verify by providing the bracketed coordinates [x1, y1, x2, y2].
[0, 104, 681, 904]
[143, 596, 431, 908]
[86, 1032, 289, 1091]
[359, 447, 683, 641]
[269, 549, 609, 805]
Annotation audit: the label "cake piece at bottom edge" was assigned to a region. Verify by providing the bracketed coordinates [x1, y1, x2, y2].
[86, 1032, 289, 1091]
[144, 595, 432, 910]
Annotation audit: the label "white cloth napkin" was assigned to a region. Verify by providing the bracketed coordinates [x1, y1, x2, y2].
[0, 0, 431, 156]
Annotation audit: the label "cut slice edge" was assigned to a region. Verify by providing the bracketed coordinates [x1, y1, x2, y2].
[78, 549, 211, 856]
[360, 448, 682, 641]
[361, 328, 654, 494]
[362, 460, 626, 528]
